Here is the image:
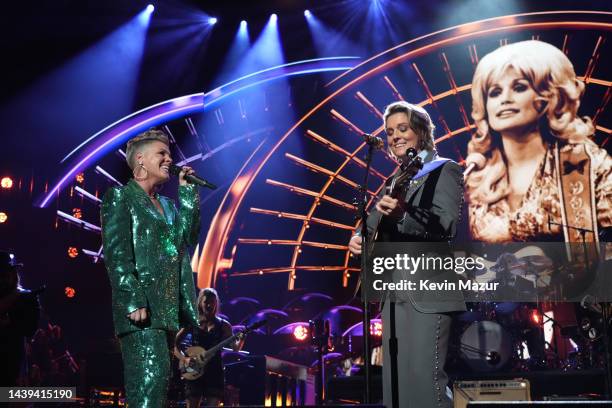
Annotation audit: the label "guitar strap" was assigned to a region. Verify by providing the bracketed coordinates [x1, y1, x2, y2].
[555, 143, 599, 262]
[412, 157, 450, 180]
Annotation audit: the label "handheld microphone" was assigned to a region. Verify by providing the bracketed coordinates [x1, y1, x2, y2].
[169, 164, 217, 190]
[463, 153, 486, 177]
[362, 133, 385, 150]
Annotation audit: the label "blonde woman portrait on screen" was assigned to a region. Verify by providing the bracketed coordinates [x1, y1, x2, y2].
[464, 40, 611, 243]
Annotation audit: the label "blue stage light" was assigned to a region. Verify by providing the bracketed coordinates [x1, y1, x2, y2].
[304, 10, 311, 18]
[271, 13, 278, 23]
[240, 20, 247, 28]
[146, 4, 154, 13]
[209, 17, 218, 25]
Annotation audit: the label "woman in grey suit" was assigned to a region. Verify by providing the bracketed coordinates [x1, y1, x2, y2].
[349, 101, 465, 408]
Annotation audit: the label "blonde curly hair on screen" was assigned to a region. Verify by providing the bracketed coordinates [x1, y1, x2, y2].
[466, 40, 594, 205]
[383, 101, 437, 160]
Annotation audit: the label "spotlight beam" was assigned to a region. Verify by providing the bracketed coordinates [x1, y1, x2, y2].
[40, 58, 361, 209]
[57, 58, 359, 167]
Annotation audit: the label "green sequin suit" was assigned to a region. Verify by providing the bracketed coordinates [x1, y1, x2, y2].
[101, 180, 200, 408]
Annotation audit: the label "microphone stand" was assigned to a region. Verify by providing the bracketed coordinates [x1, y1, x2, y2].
[547, 215, 594, 270]
[356, 142, 377, 404]
[548, 216, 611, 397]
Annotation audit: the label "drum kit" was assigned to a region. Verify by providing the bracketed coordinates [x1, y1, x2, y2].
[451, 249, 610, 373]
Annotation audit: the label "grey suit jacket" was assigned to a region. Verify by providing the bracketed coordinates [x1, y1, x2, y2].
[366, 151, 466, 313]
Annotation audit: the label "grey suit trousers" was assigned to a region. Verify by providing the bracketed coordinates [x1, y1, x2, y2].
[382, 301, 452, 408]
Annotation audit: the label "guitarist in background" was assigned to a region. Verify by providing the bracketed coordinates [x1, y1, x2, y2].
[348, 102, 465, 408]
[174, 288, 244, 407]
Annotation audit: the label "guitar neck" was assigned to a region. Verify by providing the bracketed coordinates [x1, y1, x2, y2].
[206, 333, 239, 356]
[365, 183, 402, 253]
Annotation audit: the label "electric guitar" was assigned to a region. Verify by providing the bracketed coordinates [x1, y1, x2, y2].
[178, 319, 266, 381]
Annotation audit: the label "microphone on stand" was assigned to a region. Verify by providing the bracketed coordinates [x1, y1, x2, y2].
[169, 164, 217, 190]
[405, 147, 418, 160]
[362, 133, 385, 150]
[400, 148, 426, 168]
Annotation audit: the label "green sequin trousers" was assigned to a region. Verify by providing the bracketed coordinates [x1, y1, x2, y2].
[120, 329, 170, 408]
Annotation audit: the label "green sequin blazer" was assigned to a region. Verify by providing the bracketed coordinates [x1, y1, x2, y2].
[101, 180, 200, 336]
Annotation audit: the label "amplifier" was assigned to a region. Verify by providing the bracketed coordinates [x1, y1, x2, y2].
[454, 379, 531, 408]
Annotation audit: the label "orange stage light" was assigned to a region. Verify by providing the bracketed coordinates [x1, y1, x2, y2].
[370, 321, 383, 337]
[65, 287, 76, 298]
[1, 177, 13, 189]
[75, 173, 85, 184]
[68, 247, 79, 258]
[293, 324, 309, 341]
[531, 309, 541, 325]
[72, 208, 82, 219]
[0, 212, 7, 223]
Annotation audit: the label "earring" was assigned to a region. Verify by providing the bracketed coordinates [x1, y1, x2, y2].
[133, 162, 148, 181]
